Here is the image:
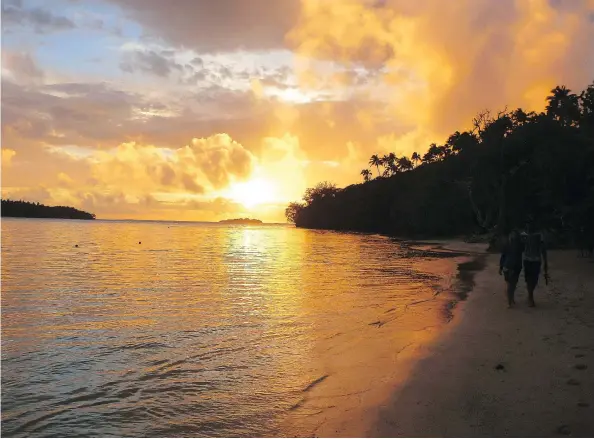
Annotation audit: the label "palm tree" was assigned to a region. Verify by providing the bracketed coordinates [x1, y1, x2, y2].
[423, 143, 440, 163]
[378, 152, 397, 175]
[369, 154, 382, 176]
[546, 85, 580, 126]
[360, 169, 372, 182]
[446, 131, 479, 154]
[381, 154, 390, 175]
[411, 152, 421, 167]
[398, 156, 414, 171]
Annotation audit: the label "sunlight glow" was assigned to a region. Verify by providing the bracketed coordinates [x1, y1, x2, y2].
[227, 178, 277, 209]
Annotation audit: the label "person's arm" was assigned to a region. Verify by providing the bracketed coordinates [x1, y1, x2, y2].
[499, 242, 507, 274]
[541, 235, 548, 274]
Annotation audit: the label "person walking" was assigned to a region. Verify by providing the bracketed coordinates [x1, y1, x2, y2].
[522, 220, 549, 307]
[499, 228, 524, 308]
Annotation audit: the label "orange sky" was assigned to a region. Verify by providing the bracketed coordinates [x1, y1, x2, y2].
[2, 0, 593, 222]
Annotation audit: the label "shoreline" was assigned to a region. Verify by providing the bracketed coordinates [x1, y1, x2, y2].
[294, 240, 488, 437]
[368, 248, 594, 437]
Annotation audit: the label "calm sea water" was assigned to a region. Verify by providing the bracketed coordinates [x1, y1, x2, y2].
[1, 218, 470, 437]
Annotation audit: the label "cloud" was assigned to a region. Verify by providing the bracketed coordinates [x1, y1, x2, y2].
[110, 0, 301, 52]
[57, 172, 74, 187]
[41, 133, 254, 200]
[1, 3, 75, 33]
[1, 185, 52, 204]
[177, 134, 255, 188]
[2, 148, 17, 167]
[3, 0, 593, 222]
[288, 0, 594, 137]
[1, 51, 44, 84]
[1, 80, 142, 147]
[120, 49, 184, 77]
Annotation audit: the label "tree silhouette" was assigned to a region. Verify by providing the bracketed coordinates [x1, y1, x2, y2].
[580, 84, 594, 133]
[422, 143, 440, 163]
[287, 81, 594, 245]
[360, 169, 372, 182]
[285, 202, 305, 223]
[1, 199, 95, 220]
[397, 156, 413, 171]
[546, 86, 580, 127]
[369, 154, 382, 176]
[302, 181, 340, 205]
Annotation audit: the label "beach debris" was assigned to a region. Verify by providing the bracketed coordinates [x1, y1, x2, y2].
[567, 378, 580, 385]
[495, 363, 505, 371]
[556, 424, 571, 436]
[74, 244, 78, 248]
[289, 398, 306, 411]
[369, 320, 385, 327]
[577, 402, 590, 408]
[303, 374, 329, 392]
[574, 364, 588, 370]
[139, 241, 142, 244]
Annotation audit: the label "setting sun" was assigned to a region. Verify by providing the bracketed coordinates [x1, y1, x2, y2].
[227, 178, 277, 209]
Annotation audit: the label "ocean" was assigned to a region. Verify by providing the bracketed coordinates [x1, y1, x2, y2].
[1, 218, 472, 437]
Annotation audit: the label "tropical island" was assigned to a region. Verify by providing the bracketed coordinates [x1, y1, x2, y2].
[286, 82, 594, 248]
[1, 199, 96, 220]
[219, 218, 263, 225]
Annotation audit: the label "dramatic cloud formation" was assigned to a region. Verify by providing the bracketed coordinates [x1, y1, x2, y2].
[2, 0, 593, 221]
[289, 0, 594, 139]
[110, 0, 301, 52]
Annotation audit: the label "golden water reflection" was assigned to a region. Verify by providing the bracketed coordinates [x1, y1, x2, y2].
[1, 218, 466, 437]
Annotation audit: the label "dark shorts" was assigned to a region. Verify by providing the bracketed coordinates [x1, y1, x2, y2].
[524, 260, 541, 286]
[504, 267, 521, 284]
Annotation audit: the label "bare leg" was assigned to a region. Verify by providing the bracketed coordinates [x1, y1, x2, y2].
[506, 280, 517, 308]
[527, 282, 536, 307]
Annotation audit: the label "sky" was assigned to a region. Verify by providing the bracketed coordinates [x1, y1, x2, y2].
[1, 0, 594, 222]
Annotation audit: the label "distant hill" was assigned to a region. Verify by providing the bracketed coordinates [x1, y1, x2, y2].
[219, 218, 263, 224]
[1, 199, 96, 220]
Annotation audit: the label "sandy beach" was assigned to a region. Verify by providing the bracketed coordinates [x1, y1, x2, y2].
[367, 248, 594, 437]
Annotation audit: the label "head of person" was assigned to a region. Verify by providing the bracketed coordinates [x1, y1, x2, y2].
[525, 219, 535, 234]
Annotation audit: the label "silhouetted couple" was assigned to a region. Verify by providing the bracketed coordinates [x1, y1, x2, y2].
[499, 221, 549, 308]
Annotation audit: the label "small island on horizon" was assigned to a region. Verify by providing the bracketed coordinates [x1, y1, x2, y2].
[1, 199, 96, 220]
[218, 218, 263, 225]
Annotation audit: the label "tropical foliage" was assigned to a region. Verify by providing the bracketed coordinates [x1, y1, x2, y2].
[1, 199, 96, 220]
[286, 82, 594, 246]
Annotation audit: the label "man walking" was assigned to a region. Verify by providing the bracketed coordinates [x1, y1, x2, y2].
[499, 228, 524, 308]
[522, 220, 549, 307]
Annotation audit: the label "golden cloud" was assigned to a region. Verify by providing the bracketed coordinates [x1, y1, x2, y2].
[288, 0, 594, 143]
[2, 148, 17, 167]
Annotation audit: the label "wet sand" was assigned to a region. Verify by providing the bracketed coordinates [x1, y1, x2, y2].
[370, 248, 594, 437]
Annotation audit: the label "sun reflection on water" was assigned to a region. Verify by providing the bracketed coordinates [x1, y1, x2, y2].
[1, 219, 463, 437]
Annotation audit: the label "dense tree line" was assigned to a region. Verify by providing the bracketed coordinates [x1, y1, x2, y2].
[286, 83, 594, 247]
[1, 199, 96, 220]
